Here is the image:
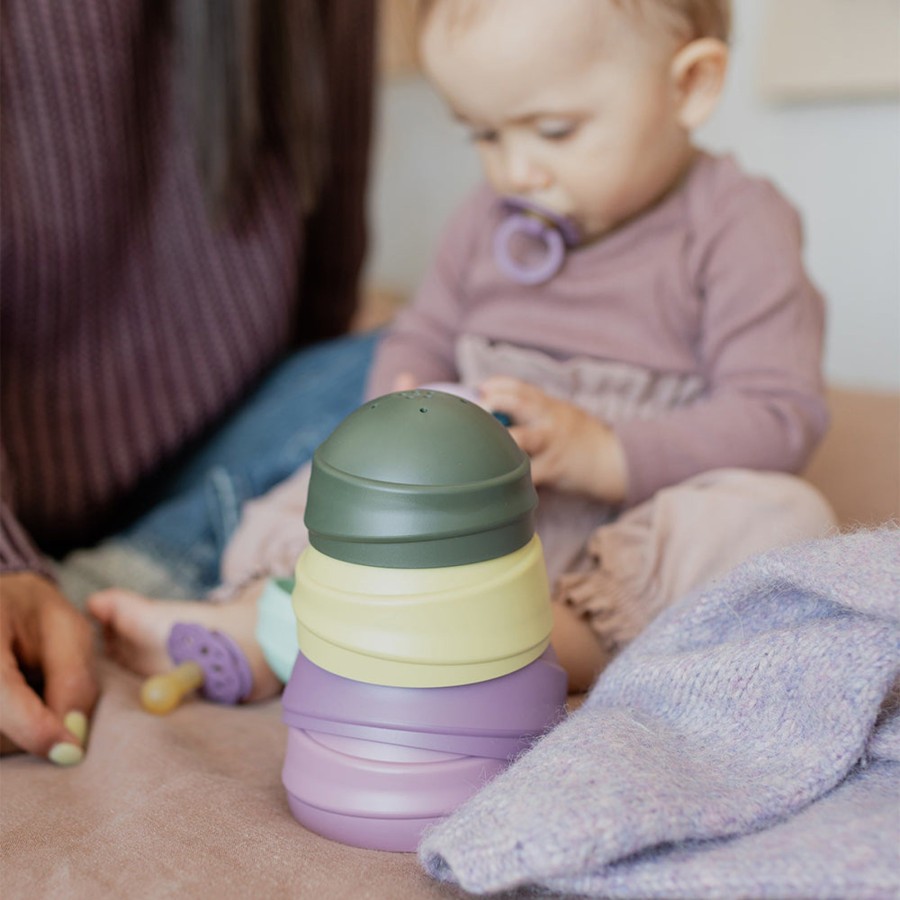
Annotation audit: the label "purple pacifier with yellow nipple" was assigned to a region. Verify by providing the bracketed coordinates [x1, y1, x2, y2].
[140, 623, 254, 714]
[493, 197, 580, 285]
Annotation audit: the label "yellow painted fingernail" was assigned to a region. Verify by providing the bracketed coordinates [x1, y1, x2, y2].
[48, 742, 84, 767]
[63, 710, 89, 745]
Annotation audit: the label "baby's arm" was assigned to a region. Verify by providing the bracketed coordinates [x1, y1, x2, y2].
[366, 185, 494, 398]
[483, 180, 827, 509]
[614, 180, 828, 507]
[366, 297, 458, 397]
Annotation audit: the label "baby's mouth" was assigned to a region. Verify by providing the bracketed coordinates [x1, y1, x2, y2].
[493, 197, 581, 285]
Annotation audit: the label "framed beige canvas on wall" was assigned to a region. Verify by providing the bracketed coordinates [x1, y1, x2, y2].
[760, 0, 900, 100]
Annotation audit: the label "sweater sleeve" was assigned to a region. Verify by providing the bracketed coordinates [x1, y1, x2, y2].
[366, 184, 490, 398]
[296, 0, 375, 343]
[615, 179, 829, 507]
[0, 450, 55, 580]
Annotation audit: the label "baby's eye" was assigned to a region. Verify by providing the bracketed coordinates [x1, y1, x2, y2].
[468, 127, 500, 144]
[536, 120, 578, 141]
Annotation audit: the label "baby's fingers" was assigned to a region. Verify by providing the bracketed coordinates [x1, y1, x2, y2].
[506, 425, 555, 487]
[392, 372, 418, 392]
[507, 424, 543, 456]
[479, 378, 547, 423]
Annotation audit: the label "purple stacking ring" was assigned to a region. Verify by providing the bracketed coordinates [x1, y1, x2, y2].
[282, 646, 567, 759]
[493, 197, 580, 285]
[281, 647, 568, 850]
[167, 622, 253, 705]
[282, 729, 507, 852]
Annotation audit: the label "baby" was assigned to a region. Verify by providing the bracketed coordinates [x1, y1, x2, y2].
[90, 0, 836, 693]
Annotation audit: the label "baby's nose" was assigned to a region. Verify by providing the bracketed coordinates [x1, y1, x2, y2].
[503, 151, 551, 194]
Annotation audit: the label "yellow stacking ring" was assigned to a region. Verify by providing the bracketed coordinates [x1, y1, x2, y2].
[293, 535, 552, 688]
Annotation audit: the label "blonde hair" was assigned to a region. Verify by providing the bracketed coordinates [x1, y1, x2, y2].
[613, 0, 731, 43]
[415, 0, 731, 44]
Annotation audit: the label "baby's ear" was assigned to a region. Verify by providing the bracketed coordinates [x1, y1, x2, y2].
[671, 38, 729, 130]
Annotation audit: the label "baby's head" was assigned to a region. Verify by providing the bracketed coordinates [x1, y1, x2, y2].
[419, 0, 731, 242]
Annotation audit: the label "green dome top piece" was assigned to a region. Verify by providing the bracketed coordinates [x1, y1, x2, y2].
[322, 390, 526, 485]
[305, 390, 537, 568]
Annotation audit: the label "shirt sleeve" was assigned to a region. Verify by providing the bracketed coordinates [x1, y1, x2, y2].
[365, 185, 490, 398]
[614, 179, 829, 507]
[0, 449, 55, 580]
[296, 0, 376, 343]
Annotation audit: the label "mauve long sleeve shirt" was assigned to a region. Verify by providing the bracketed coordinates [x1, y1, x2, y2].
[1, 0, 375, 574]
[367, 153, 829, 507]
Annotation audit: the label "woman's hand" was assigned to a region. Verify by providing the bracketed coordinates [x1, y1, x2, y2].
[0, 572, 98, 761]
[479, 376, 628, 504]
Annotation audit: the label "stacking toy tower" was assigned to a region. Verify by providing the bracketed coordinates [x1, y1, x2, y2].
[281, 389, 568, 851]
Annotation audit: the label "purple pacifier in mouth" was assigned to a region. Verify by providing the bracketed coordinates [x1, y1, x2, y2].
[493, 197, 580, 285]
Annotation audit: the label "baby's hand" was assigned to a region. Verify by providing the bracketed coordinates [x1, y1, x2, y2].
[479, 376, 627, 503]
[392, 372, 418, 392]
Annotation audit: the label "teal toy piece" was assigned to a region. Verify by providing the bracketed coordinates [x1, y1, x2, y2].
[256, 577, 298, 683]
[304, 390, 537, 568]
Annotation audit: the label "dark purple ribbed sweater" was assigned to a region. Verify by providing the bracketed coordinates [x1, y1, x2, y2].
[0, 0, 374, 574]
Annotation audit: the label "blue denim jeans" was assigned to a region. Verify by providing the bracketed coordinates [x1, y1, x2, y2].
[110, 330, 379, 596]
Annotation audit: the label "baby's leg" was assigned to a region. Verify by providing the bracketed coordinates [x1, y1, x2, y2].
[550, 602, 612, 694]
[554, 469, 838, 674]
[87, 581, 282, 702]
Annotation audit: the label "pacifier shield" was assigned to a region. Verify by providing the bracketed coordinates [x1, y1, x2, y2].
[167, 623, 254, 705]
[493, 198, 579, 285]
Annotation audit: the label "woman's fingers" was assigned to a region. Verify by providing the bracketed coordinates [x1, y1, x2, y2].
[0, 652, 77, 757]
[40, 602, 98, 727]
[0, 573, 97, 762]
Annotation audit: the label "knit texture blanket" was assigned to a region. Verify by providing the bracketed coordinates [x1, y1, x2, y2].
[418, 528, 900, 898]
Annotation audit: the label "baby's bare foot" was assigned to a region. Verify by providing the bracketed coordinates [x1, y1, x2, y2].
[87, 583, 282, 702]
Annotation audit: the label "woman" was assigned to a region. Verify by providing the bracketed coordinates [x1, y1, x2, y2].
[0, 0, 377, 762]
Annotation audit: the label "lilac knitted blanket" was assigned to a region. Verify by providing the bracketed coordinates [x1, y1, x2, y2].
[419, 528, 900, 898]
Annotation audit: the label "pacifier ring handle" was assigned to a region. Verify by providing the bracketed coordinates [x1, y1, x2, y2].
[493, 198, 580, 286]
[493, 213, 566, 285]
